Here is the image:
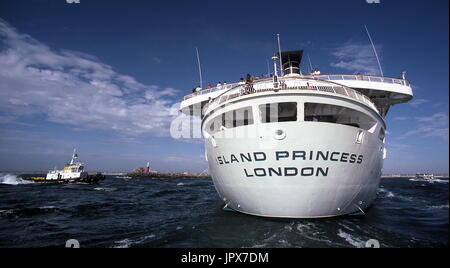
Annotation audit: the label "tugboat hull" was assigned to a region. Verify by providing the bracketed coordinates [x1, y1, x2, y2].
[21, 173, 106, 184]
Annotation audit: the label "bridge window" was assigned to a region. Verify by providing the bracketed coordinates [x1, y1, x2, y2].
[260, 102, 297, 123]
[208, 115, 221, 134]
[222, 106, 254, 128]
[207, 106, 254, 134]
[304, 103, 376, 130]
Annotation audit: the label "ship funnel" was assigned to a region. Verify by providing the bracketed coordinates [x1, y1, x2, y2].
[280, 50, 303, 76]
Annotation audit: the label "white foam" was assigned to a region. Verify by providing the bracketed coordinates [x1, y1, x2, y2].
[296, 223, 333, 245]
[93, 187, 116, 192]
[427, 204, 449, 210]
[112, 234, 156, 248]
[296, 222, 313, 232]
[378, 188, 395, 198]
[338, 222, 355, 232]
[284, 224, 293, 232]
[381, 189, 415, 202]
[113, 239, 132, 248]
[39, 206, 56, 209]
[249, 243, 267, 248]
[277, 239, 291, 247]
[0, 209, 14, 216]
[337, 229, 365, 248]
[0, 173, 33, 185]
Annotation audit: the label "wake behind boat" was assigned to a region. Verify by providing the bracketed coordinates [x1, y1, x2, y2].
[22, 150, 105, 184]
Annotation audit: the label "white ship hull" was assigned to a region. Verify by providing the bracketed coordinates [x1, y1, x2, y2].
[201, 90, 388, 218]
[205, 123, 383, 218]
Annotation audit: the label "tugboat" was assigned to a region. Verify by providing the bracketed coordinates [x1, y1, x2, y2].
[23, 150, 105, 184]
[415, 173, 435, 180]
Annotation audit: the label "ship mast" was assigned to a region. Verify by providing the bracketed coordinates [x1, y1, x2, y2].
[276, 34, 283, 76]
[70, 149, 78, 165]
[364, 25, 384, 77]
[195, 47, 203, 89]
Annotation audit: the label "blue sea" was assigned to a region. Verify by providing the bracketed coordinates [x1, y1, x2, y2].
[0, 174, 448, 248]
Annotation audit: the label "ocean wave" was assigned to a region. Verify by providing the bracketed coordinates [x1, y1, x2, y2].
[378, 188, 395, 198]
[39, 206, 57, 210]
[378, 188, 417, 202]
[93, 187, 117, 192]
[0, 209, 15, 217]
[337, 229, 365, 248]
[148, 189, 182, 198]
[113, 238, 133, 248]
[296, 222, 314, 232]
[0, 205, 60, 218]
[0, 173, 33, 185]
[427, 204, 449, 210]
[338, 222, 355, 232]
[295, 223, 333, 245]
[112, 234, 156, 248]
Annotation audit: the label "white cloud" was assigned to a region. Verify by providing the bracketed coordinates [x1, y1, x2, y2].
[401, 112, 449, 141]
[330, 41, 381, 75]
[392, 116, 410, 121]
[415, 112, 448, 125]
[0, 18, 180, 136]
[408, 98, 430, 108]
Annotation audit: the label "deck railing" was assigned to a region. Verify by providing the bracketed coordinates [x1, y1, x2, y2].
[313, 74, 410, 87]
[183, 74, 410, 101]
[202, 81, 380, 116]
[183, 83, 239, 101]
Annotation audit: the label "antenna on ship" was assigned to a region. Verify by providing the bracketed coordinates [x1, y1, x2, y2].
[364, 25, 384, 77]
[195, 47, 203, 89]
[276, 34, 283, 76]
[272, 54, 278, 77]
[307, 54, 313, 74]
[70, 148, 78, 165]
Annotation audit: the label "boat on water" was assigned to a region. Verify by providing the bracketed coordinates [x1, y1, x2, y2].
[22, 150, 105, 184]
[180, 46, 413, 218]
[415, 173, 435, 180]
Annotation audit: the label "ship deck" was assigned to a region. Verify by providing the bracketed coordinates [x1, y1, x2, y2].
[181, 74, 413, 118]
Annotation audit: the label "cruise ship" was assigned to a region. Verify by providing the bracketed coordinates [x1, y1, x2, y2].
[180, 49, 413, 218]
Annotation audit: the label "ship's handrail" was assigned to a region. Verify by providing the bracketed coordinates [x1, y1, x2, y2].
[203, 79, 380, 116]
[182, 74, 410, 101]
[183, 83, 240, 100]
[312, 74, 410, 87]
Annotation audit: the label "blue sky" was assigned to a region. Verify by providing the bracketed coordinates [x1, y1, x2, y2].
[0, 0, 448, 174]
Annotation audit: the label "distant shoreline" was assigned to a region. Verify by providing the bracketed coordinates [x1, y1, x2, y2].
[381, 175, 449, 179]
[126, 172, 211, 179]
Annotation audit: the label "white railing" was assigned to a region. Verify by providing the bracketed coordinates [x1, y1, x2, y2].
[203, 81, 379, 116]
[312, 74, 410, 87]
[183, 74, 410, 101]
[183, 83, 238, 100]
